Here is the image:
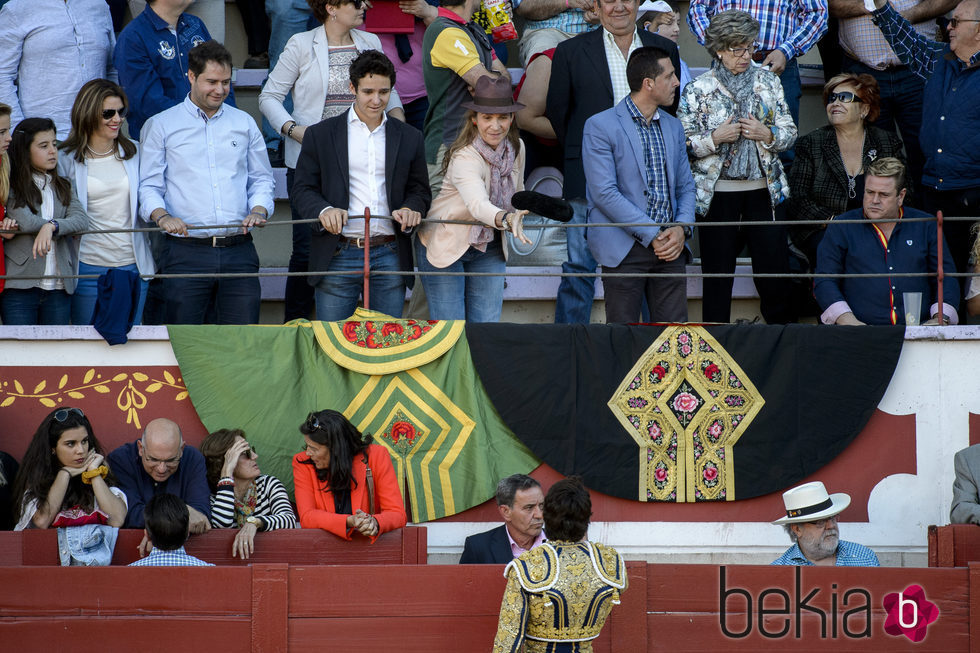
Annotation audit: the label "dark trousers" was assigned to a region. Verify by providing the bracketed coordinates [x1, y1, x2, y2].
[160, 236, 261, 325]
[284, 167, 315, 321]
[923, 186, 980, 292]
[699, 188, 796, 324]
[237, 0, 270, 55]
[841, 55, 926, 203]
[602, 241, 687, 323]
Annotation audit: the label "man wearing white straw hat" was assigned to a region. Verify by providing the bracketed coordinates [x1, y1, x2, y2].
[771, 481, 880, 566]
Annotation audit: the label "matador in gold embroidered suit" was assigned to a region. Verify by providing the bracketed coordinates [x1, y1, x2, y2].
[492, 540, 627, 652]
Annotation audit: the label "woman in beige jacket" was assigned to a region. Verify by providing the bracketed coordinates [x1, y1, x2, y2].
[416, 77, 531, 322]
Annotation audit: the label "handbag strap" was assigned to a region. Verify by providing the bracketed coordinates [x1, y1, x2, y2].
[363, 452, 376, 515]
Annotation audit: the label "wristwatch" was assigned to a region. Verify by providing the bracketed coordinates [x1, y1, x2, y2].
[47, 219, 59, 235]
[500, 213, 511, 232]
[246, 516, 263, 530]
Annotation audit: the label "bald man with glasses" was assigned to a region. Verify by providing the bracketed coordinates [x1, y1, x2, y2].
[108, 418, 211, 544]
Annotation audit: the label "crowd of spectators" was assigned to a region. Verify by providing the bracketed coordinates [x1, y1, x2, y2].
[0, 0, 977, 328]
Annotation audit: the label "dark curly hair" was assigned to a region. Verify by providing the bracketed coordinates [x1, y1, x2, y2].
[543, 476, 592, 542]
[200, 428, 245, 493]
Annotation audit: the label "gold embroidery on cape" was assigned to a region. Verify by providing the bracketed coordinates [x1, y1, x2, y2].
[608, 325, 764, 502]
[0, 369, 188, 429]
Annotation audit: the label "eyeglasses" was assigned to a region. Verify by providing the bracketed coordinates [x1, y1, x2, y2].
[101, 107, 128, 120]
[826, 91, 862, 105]
[806, 516, 839, 529]
[54, 407, 84, 422]
[948, 17, 980, 28]
[143, 450, 182, 468]
[727, 43, 758, 58]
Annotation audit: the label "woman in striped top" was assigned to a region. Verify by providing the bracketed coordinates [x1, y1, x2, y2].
[201, 429, 296, 559]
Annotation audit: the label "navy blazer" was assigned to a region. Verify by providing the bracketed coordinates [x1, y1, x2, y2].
[459, 524, 513, 565]
[291, 112, 431, 286]
[545, 28, 680, 200]
[582, 98, 696, 268]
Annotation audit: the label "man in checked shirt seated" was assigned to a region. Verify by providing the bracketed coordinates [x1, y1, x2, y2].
[814, 157, 958, 326]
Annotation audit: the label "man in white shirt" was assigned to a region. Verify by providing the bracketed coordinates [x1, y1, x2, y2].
[139, 40, 274, 325]
[292, 50, 431, 321]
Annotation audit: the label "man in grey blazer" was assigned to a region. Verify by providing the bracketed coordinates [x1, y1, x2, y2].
[582, 46, 695, 323]
[951, 444, 980, 525]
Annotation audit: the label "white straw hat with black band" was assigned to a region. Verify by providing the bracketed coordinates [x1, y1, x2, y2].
[771, 481, 851, 525]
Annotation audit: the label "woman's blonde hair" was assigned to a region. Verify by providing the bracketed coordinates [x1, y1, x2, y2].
[0, 102, 10, 206]
[441, 110, 520, 175]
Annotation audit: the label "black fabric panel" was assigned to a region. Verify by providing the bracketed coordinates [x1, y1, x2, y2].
[467, 323, 904, 501]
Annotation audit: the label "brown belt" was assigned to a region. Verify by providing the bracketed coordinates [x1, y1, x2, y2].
[338, 234, 396, 248]
[752, 49, 775, 63]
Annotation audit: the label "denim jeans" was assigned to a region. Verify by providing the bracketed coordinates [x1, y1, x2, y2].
[315, 240, 406, 321]
[263, 0, 313, 149]
[0, 288, 71, 325]
[72, 261, 148, 326]
[159, 237, 261, 325]
[553, 198, 598, 323]
[416, 236, 506, 322]
[778, 59, 801, 169]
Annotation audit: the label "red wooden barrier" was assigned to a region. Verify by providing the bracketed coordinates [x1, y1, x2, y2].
[1, 563, 974, 652]
[929, 524, 980, 568]
[0, 526, 427, 566]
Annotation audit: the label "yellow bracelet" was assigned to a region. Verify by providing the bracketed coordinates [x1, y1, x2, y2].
[81, 465, 109, 484]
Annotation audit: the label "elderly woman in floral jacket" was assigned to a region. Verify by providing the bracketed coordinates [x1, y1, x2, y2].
[678, 10, 797, 325]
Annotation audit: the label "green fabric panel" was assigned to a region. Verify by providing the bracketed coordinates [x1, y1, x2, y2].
[167, 323, 539, 522]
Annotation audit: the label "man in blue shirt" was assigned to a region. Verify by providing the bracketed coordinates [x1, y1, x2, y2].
[128, 494, 213, 566]
[815, 157, 958, 326]
[139, 40, 274, 325]
[115, 0, 228, 140]
[771, 481, 880, 566]
[108, 418, 211, 555]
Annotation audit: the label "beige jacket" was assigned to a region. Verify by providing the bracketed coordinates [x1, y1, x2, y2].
[418, 141, 525, 268]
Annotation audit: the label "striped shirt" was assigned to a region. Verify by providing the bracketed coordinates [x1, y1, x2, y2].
[128, 546, 213, 567]
[209, 474, 297, 532]
[771, 540, 881, 566]
[687, 0, 828, 60]
[625, 97, 672, 224]
[511, 1, 593, 35]
[602, 28, 643, 105]
[839, 0, 938, 69]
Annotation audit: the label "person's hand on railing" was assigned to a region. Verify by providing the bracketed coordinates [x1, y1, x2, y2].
[392, 207, 421, 231]
[0, 217, 17, 241]
[31, 221, 56, 259]
[158, 215, 189, 236]
[500, 209, 532, 245]
[187, 505, 212, 534]
[242, 211, 268, 234]
[318, 208, 348, 235]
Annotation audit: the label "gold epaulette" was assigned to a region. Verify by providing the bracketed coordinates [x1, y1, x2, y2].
[589, 542, 627, 590]
[503, 543, 560, 592]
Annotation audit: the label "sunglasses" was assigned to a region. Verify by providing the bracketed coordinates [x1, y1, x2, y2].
[347, 0, 364, 8]
[102, 107, 128, 120]
[54, 407, 85, 422]
[826, 91, 862, 105]
[948, 17, 980, 28]
[240, 443, 258, 459]
[306, 412, 323, 432]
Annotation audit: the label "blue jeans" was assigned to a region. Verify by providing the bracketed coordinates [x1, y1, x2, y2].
[72, 261, 148, 326]
[263, 0, 312, 149]
[415, 237, 506, 322]
[0, 288, 71, 325]
[160, 237, 261, 325]
[554, 198, 598, 323]
[778, 59, 801, 168]
[315, 240, 406, 321]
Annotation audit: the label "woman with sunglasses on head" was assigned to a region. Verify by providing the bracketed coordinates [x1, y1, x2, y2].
[788, 74, 905, 269]
[200, 429, 296, 559]
[677, 10, 797, 325]
[59, 79, 154, 326]
[0, 118, 89, 325]
[259, 0, 405, 322]
[10, 407, 127, 531]
[292, 409, 406, 540]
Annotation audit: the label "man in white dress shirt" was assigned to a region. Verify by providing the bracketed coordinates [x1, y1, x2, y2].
[291, 50, 431, 321]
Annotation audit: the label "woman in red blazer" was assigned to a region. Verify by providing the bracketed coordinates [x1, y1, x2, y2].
[292, 409, 406, 541]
